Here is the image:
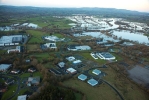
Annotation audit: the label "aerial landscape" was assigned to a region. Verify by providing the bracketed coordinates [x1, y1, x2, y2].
[0, 0, 149, 100]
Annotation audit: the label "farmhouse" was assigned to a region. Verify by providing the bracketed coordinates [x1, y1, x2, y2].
[87, 79, 98, 86]
[92, 69, 101, 75]
[0, 64, 12, 72]
[66, 68, 77, 74]
[96, 52, 115, 60]
[78, 74, 87, 81]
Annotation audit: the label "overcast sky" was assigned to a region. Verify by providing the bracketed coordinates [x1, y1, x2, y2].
[0, 0, 149, 12]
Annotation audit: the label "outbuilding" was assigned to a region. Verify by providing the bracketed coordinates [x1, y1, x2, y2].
[66, 68, 77, 74]
[92, 69, 101, 75]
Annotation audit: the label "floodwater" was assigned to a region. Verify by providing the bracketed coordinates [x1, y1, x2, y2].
[112, 30, 149, 44]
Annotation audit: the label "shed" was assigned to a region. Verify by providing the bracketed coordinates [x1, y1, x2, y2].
[66, 68, 77, 74]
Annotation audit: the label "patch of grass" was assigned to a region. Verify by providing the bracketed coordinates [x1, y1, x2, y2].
[53, 33, 64, 38]
[27, 30, 49, 43]
[74, 93, 82, 100]
[111, 53, 123, 61]
[62, 78, 120, 100]
[20, 73, 31, 78]
[27, 44, 40, 51]
[1, 85, 17, 100]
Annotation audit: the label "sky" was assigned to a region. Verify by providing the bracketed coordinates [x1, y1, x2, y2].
[0, 0, 149, 12]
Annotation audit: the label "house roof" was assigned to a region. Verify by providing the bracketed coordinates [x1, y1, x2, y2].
[73, 60, 82, 64]
[58, 62, 65, 68]
[87, 79, 98, 86]
[78, 74, 87, 81]
[0, 64, 11, 71]
[92, 69, 101, 75]
[17, 95, 27, 100]
[67, 68, 77, 73]
[99, 52, 115, 58]
[66, 56, 75, 61]
[28, 77, 40, 84]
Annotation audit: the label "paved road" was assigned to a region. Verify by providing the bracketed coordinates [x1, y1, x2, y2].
[102, 80, 124, 100]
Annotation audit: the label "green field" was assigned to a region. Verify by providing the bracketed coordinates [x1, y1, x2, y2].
[62, 78, 120, 100]
[1, 85, 17, 100]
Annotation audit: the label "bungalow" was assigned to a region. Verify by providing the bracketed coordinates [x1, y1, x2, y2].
[44, 43, 57, 49]
[0, 64, 12, 72]
[11, 69, 20, 74]
[27, 76, 40, 86]
[66, 68, 77, 74]
[66, 56, 75, 61]
[28, 68, 36, 73]
[58, 62, 65, 68]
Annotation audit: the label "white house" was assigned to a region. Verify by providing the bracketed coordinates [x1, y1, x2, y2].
[44, 43, 57, 49]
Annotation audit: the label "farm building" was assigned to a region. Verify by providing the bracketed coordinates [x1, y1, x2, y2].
[11, 69, 20, 74]
[92, 69, 101, 75]
[90, 52, 98, 59]
[78, 74, 87, 81]
[7, 46, 21, 54]
[44, 35, 64, 42]
[73, 60, 82, 64]
[0, 64, 12, 72]
[96, 52, 115, 60]
[66, 68, 77, 74]
[27, 76, 40, 86]
[87, 79, 98, 86]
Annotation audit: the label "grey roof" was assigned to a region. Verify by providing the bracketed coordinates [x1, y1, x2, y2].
[28, 77, 40, 84]
[78, 74, 87, 81]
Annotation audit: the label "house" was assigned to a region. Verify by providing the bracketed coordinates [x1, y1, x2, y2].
[66, 68, 77, 74]
[5, 78, 14, 85]
[0, 64, 12, 72]
[90, 52, 98, 59]
[44, 43, 57, 49]
[17, 95, 27, 100]
[87, 79, 98, 86]
[78, 74, 87, 81]
[11, 69, 20, 74]
[58, 62, 65, 68]
[66, 56, 75, 61]
[92, 69, 101, 75]
[28, 67, 36, 73]
[73, 60, 82, 64]
[96, 52, 115, 60]
[0, 85, 7, 92]
[27, 76, 40, 86]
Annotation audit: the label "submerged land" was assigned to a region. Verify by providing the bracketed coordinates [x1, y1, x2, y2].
[0, 6, 149, 100]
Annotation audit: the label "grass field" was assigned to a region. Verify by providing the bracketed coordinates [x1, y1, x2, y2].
[1, 85, 17, 100]
[20, 72, 43, 78]
[62, 78, 120, 100]
[102, 66, 149, 100]
[27, 44, 40, 51]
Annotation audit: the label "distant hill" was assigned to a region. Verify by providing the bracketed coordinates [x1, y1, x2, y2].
[0, 5, 149, 25]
